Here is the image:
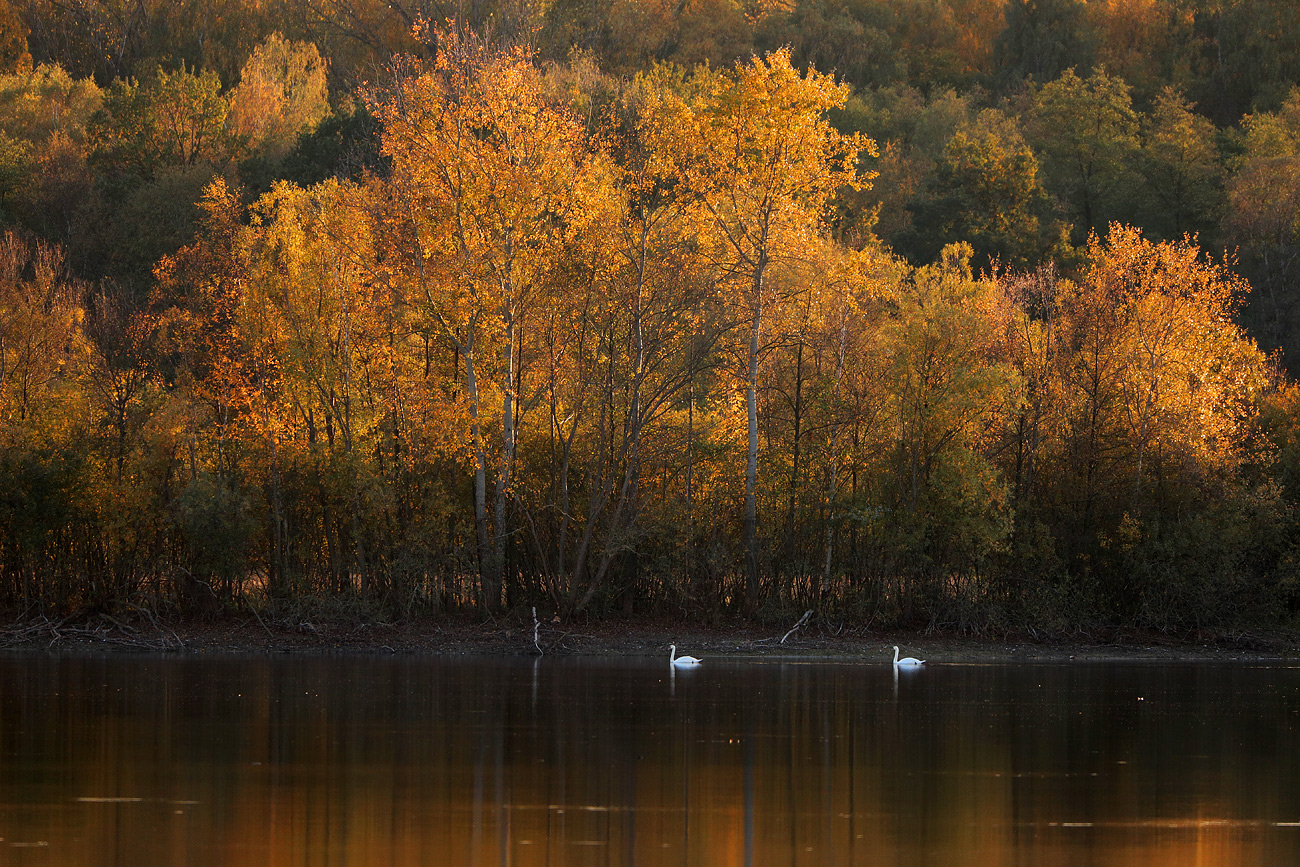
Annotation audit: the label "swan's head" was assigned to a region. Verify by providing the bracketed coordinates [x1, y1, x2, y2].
[670, 644, 677, 651]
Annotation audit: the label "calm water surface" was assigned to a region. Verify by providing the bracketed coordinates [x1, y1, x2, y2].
[1, 653, 1298, 866]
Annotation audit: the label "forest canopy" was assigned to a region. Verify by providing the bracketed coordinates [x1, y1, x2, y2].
[3, 0, 1300, 635]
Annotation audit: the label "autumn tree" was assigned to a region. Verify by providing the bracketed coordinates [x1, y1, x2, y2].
[227, 34, 331, 161]
[154, 179, 252, 475]
[1224, 89, 1300, 361]
[1134, 87, 1223, 242]
[0, 231, 85, 430]
[841, 85, 973, 253]
[87, 64, 229, 178]
[0, 64, 100, 239]
[880, 244, 1021, 617]
[906, 108, 1058, 270]
[79, 63, 232, 278]
[670, 48, 871, 611]
[1083, 227, 1262, 502]
[84, 284, 155, 486]
[505, 69, 731, 615]
[374, 33, 597, 610]
[0, 0, 27, 74]
[756, 241, 895, 603]
[991, 262, 1060, 534]
[152, 178, 283, 601]
[0, 63, 101, 145]
[0, 232, 89, 607]
[1028, 67, 1138, 238]
[1027, 226, 1270, 619]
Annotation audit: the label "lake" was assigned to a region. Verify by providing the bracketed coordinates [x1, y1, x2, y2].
[1, 653, 1298, 865]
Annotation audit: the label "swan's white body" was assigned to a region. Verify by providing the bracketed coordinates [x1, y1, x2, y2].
[670, 644, 702, 667]
[893, 646, 925, 667]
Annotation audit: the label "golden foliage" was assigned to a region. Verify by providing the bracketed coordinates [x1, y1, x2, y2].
[0, 234, 86, 433]
[227, 34, 331, 159]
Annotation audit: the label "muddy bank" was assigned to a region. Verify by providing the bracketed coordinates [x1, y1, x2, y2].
[3, 612, 1298, 661]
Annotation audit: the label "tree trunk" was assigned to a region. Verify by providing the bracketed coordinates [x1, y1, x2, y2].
[465, 336, 498, 610]
[744, 255, 766, 614]
[492, 261, 517, 612]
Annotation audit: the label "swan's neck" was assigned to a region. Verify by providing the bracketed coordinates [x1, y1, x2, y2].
[893, 647, 899, 664]
[670, 646, 676, 663]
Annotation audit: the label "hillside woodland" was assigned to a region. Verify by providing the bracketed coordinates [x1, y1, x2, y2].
[4, 0, 1300, 634]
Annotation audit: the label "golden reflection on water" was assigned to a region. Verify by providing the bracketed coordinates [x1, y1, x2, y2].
[1, 656, 1298, 866]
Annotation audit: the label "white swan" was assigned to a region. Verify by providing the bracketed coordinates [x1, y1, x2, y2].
[670, 644, 702, 667]
[893, 646, 925, 667]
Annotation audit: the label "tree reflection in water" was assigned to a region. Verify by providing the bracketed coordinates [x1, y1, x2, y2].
[0, 655, 1297, 866]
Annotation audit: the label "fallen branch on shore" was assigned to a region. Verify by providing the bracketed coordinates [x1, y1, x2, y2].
[1, 614, 186, 652]
[781, 610, 813, 644]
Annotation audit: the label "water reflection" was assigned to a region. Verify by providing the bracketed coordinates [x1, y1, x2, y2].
[1, 654, 1299, 865]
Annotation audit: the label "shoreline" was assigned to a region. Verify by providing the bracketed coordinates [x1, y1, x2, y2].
[3, 614, 1298, 662]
